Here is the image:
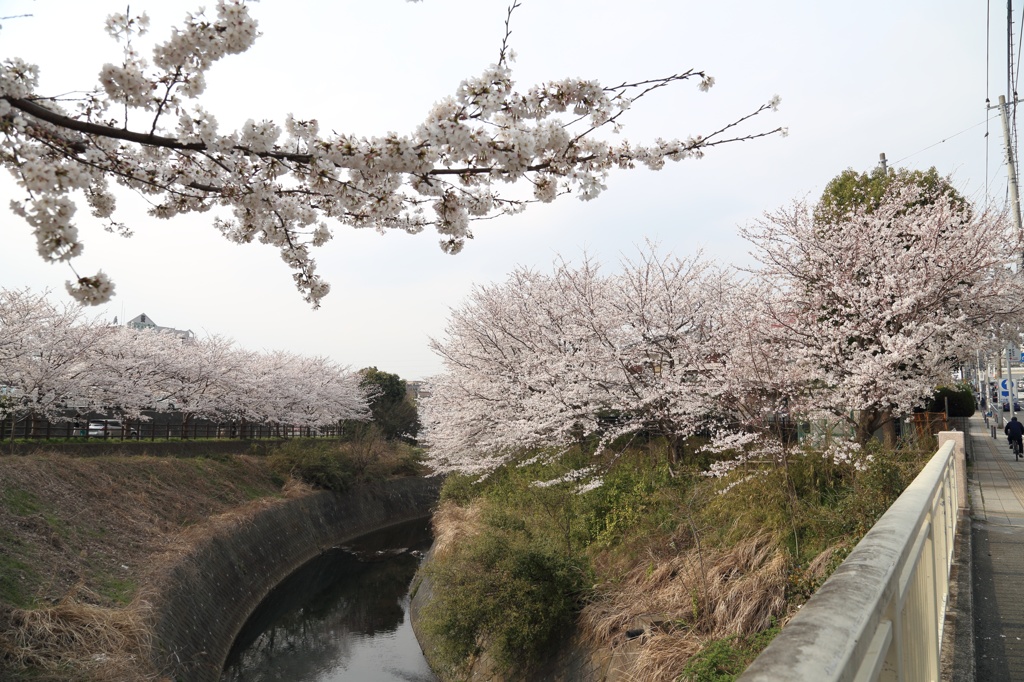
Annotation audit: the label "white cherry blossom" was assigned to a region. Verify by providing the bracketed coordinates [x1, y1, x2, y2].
[0, 1, 783, 306]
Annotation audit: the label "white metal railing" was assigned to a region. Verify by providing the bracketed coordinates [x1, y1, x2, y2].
[737, 439, 960, 682]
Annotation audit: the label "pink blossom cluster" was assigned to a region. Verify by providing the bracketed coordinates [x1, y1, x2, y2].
[420, 246, 736, 474]
[740, 184, 1023, 443]
[423, 180, 1024, 480]
[0, 2, 782, 306]
[0, 288, 369, 427]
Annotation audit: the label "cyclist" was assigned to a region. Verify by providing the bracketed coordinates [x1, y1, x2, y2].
[1006, 415, 1024, 459]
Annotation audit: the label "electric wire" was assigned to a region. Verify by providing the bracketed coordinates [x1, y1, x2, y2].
[892, 117, 996, 167]
[1017, 0, 1024, 91]
[1010, 1, 1020, 191]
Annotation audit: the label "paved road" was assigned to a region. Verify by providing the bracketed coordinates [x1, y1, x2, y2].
[971, 414, 1024, 680]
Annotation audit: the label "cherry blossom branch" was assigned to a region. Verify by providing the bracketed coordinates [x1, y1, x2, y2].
[0, 1, 785, 307]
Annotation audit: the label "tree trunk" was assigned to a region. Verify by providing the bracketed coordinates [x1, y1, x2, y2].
[855, 410, 877, 445]
[879, 409, 897, 448]
[854, 408, 897, 447]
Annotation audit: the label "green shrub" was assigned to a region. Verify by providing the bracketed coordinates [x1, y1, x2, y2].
[421, 530, 589, 674]
[266, 432, 425, 491]
[696, 442, 928, 566]
[268, 440, 357, 491]
[678, 626, 780, 682]
[439, 471, 484, 505]
[581, 458, 677, 548]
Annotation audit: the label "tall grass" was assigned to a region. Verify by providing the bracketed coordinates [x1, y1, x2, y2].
[267, 431, 424, 491]
[421, 438, 931, 679]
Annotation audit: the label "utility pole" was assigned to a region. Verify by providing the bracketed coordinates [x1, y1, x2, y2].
[1010, 345, 1018, 419]
[999, 95, 1024, 240]
[979, 349, 986, 410]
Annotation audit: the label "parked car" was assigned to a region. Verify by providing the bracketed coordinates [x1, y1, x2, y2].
[86, 419, 138, 439]
[1003, 400, 1022, 412]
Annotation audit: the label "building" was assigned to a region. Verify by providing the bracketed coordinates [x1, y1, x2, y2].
[125, 313, 195, 342]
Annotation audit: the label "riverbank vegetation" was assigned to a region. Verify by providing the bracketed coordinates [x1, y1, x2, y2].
[418, 436, 933, 680]
[416, 167, 1002, 678]
[0, 434, 424, 681]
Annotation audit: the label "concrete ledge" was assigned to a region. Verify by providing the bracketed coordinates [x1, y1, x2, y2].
[146, 476, 441, 682]
[941, 509, 975, 681]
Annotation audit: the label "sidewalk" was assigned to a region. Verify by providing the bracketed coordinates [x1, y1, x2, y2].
[969, 413, 1024, 680]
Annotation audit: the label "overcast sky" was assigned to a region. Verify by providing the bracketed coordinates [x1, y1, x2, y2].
[0, 0, 1011, 379]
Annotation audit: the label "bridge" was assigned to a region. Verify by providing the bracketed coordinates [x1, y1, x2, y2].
[737, 413, 1017, 681]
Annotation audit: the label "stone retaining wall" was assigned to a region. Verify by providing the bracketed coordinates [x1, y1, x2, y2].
[147, 476, 441, 682]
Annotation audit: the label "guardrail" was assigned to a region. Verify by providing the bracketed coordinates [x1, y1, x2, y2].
[738, 438, 960, 681]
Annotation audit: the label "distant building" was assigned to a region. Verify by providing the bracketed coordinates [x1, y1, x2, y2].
[406, 380, 431, 403]
[126, 313, 195, 342]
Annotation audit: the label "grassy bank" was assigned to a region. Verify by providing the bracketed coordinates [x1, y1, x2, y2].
[418, 439, 932, 681]
[0, 435, 424, 681]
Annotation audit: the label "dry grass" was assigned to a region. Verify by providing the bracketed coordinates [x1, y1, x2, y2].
[805, 544, 846, 584]
[430, 500, 484, 560]
[1, 591, 162, 681]
[616, 632, 709, 682]
[581, 533, 790, 680]
[0, 451, 284, 680]
[281, 476, 316, 498]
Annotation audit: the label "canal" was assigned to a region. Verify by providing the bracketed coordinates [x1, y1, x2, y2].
[221, 517, 437, 682]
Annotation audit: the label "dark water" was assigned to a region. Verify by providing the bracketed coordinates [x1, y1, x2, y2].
[221, 518, 437, 682]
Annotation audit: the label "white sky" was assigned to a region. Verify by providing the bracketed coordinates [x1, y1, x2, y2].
[0, 0, 1012, 379]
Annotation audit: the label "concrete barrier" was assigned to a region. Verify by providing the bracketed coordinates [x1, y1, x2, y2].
[145, 476, 441, 681]
[738, 441, 959, 682]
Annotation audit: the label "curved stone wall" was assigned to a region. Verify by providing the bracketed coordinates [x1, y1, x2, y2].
[146, 476, 441, 682]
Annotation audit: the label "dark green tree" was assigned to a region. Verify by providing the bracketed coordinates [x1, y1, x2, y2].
[356, 367, 420, 441]
[927, 384, 976, 417]
[814, 165, 967, 225]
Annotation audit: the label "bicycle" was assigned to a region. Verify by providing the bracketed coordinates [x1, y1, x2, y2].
[1013, 438, 1023, 462]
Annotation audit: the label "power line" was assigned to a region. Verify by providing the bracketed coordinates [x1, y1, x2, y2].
[892, 117, 997, 166]
[1011, 1, 1021, 185]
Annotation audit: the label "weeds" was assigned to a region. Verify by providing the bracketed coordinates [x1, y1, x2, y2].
[422, 437, 930, 679]
[678, 626, 781, 682]
[420, 518, 590, 675]
[3, 488, 40, 517]
[266, 433, 424, 491]
[1, 594, 159, 681]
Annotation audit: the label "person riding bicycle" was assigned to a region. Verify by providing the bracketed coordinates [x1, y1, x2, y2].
[1006, 415, 1024, 454]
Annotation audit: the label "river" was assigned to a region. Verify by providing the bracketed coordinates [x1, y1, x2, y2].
[220, 517, 437, 682]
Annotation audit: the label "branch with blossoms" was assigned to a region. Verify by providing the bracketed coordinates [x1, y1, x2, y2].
[0, 0, 784, 307]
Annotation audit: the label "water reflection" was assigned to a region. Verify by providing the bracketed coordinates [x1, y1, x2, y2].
[222, 518, 437, 682]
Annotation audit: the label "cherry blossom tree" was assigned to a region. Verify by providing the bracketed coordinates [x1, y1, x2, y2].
[741, 179, 1024, 445]
[246, 351, 370, 431]
[0, 1, 783, 307]
[421, 247, 735, 474]
[0, 288, 372, 432]
[84, 325, 194, 419]
[423, 176, 1024, 478]
[0, 289, 107, 429]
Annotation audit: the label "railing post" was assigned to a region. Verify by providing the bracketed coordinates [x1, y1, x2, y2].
[938, 431, 967, 511]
